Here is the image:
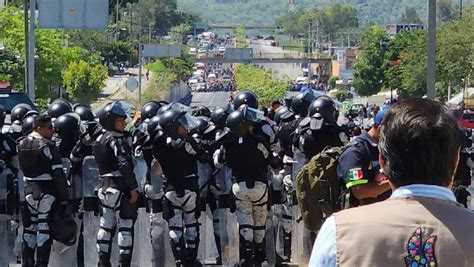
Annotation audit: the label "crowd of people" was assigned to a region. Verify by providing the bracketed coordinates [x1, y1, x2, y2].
[0, 88, 472, 266]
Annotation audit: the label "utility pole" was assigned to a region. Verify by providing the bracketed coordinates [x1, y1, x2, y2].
[307, 22, 312, 54]
[28, 0, 36, 101]
[427, 0, 436, 100]
[460, 0, 463, 19]
[138, 43, 142, 102]
[23, 0, 29, 93]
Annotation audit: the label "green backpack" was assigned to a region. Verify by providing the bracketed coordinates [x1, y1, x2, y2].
[295, 143, 356, 232]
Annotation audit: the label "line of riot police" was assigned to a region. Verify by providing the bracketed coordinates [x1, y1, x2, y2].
[0, 88, 349, 267]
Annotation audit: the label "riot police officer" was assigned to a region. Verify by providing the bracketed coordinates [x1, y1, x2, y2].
[17, 114, 70, 266]
[273, 105, 298, 264]
[214, 107, 281, 266]
[47, 99, 72, 121]
[154, 109, 209, 266]
[53, 113, 81, 159]
[9, 103, 34, 141]
[0, 106, 19, 216]
[93, 101, 139, 267]
[296, 96, 348, 161]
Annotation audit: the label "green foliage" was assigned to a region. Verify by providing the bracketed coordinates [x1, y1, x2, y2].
[234, 26, 248, 48]
[353, 7, 474, 98]
[276, 4, 358, 44]
[234, 64, 288, 106]
[328, 76, 338, 88]
[62, 60, 108, 104]
[400, 6, 422, 24]
[176, 0, 474, 26]
[352, 26, 389, 96]
[335, 89, 349, 102]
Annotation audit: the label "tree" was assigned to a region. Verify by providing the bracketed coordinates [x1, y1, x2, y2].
[438, 0, 455, 23]
[234, 64, 288, 106]
[62, 60, 108, 104]
[352, 26, 389, 96]
[400, 6, 422, 24]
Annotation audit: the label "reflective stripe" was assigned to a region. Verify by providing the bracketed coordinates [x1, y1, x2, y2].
[102, 170, 121, 177]
[24, 174, 52, 181]
[346, 179, 369, 188]
[52, 164, 63, 170]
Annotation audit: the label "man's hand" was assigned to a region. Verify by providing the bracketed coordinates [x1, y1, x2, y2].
[129, 189, 139, 204]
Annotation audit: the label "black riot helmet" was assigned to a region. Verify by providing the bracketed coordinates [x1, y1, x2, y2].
[192, 105, 212, 118]
[0, 106, 6, 127]
[211, 106, 231, 129]
[48, 99, 72, 120]
[141, 101, 162, 120]
[53, 113, 81, 141]
[159, 109, 198, 139]
[226, 109, 252, 137]
[291, 90, 316, 117]
[21, 115, 37, 136]
[274, 106, 295, 125]
[190, 116, 215, 137]
[23, 110, 39, 120]
[98, 101, 128, 131]
[234, 91, 258, 109]
[147, 115, 163, 137]
[74, 105, 95, 122]
[11, 103, 33, 124]
[308, 96, 338, 124]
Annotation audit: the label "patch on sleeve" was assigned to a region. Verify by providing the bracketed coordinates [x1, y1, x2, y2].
[348, 167, 364, 181]
[404, 227, 437, 267]
[42, 146, 52, 160]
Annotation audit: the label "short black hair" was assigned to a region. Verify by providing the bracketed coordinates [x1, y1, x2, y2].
[34, 114, 52, 128]
[379, 98, 461, 187]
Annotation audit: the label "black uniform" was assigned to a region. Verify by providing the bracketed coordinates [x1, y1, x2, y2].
[17, 131, 69, 267]
[152, 136, 207, 266]
[297, 123, 348, 161]
[93, 130, 138, 266]
[216, 130, 279, 265]
[0, 133, 19, 215]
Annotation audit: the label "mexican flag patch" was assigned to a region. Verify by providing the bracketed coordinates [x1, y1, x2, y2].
[348, 168, 364, 181]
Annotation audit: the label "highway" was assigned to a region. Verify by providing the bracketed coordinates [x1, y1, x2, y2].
[250, 40, 302, 80]
[191, 91, 231, 109]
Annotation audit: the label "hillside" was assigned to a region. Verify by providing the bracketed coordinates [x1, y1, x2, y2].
[177, 0, 474, 26]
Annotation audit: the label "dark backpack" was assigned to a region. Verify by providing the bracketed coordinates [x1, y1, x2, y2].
[295, 142, 361, 232]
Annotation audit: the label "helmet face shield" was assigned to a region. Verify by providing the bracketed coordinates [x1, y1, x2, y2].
[310, 115, 324, 130]
[240, 105, 264, 124]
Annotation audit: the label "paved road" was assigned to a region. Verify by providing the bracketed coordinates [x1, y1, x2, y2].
[250, 41, 302, 80]
[191, 91, 232, 109]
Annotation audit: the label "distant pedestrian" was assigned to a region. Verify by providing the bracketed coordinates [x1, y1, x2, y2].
[146, 69, 150, 80]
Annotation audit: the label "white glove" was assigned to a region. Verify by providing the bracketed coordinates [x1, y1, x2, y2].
[257, 143, 270, 158]
[213, 149, 224, 169]
[283, 174, 294, 193]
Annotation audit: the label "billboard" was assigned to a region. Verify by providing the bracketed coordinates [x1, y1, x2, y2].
[385, 24, 424, 36]
[38, 0, 108, 29]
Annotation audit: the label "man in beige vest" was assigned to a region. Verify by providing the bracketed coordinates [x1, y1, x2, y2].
[309, 98, 474, 267]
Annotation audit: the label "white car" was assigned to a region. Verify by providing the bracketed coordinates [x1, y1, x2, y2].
[188, 78, 199, 85]
[188, 47, 197, 55]
[218, 46, 226, 53]
[296, 76, 308, 85]
[208, 73, 217, 80]
[198, 48, 208, 54]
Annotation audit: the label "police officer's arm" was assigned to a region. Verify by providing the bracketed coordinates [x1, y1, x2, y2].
[48, 144, 70, 202]
[112, 139, 139, 194]
[338, 149, 390, 200]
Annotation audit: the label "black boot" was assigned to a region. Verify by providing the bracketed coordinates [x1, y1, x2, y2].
[118, 254, 132, 267]
[283, 232, 292, 263]
[170, 237, 186, 267]
[36, 241, 52, 267]
[254, 239, 266, 266]
[213, 233, 222, 265]
[98, 252, 112, 267]
[238, 235, 254, 267]
[186, 246, 202, 267]
[21, 243, 35, 267]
